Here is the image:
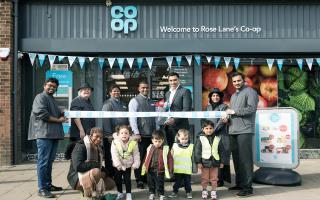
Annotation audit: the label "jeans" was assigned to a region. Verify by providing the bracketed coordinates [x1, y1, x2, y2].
[134, 136, 151, 183]
[36, 139, 59, 190]
[173, 173, 192, 193]
[114, 168, 132, 193]
[147, 171, 165, 195]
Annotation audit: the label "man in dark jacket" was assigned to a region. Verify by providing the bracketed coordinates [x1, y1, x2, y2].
[28, 77, 67, 198]
[102, 85, 129, 176]
[226, 72, 258, 197]
[164, 72, 192, 148]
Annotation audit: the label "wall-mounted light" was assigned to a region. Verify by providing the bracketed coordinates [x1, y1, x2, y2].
[0, 48, 10, 60]
[106, 0, 112, 6]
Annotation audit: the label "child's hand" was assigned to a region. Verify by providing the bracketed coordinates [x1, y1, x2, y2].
[116, 166, 122, 171]
[122, 166, 126, 171]
[197, 164, 203, 172]
[220, 163, 224, 169]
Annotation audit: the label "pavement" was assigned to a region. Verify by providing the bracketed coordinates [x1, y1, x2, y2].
[0, 159, 319, 200]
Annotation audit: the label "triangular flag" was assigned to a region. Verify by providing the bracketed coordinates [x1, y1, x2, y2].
[58, 56, 65, 62]
[194, 55, 201, 66]
[185, 55, 192, 66]
[296, 59, 303, 70]
[146, 57, 154, 70]
[48, 55, 56, 66]
[137, 58, 143, 69]
[316, 58, 320, 67]
[175, 56, 182, 67]
[88, 57, 95, 62]
[38, 54, 46, 68]
[28, 53, 36, 65]
[126, 58, 134, 68]
[233, 57, 240, 69]
[306, 58, 313, 71]
[166, 56, 174, 68]
[214, 56, 221, 68]
[107, 58, 116, 69]
[98, 58, 105, 70]
[206, 56, 212, 64]
[266, 59, 274, 70]
[68, 56, 76, 67]
[117, 58, 125, 70]
[78, 57, 86, 69]
[224, 57, 231, 68]
[277, 59, 284, 71]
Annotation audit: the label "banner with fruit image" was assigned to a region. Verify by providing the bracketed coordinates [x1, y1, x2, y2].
[202, 64, 278, 110]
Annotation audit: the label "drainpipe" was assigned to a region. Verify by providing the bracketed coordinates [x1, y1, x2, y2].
[12, 0, 19, 164]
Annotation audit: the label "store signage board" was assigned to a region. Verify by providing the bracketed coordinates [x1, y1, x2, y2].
[254, 108, 299, 169]
[111, 6, 137, 34]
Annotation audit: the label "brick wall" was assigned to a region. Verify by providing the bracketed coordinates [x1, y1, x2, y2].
[0, 0, 13, 166]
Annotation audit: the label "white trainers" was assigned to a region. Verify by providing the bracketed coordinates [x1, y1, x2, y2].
[126, 193, 132, 200]
[148, 193, 155, 200]
[186, 192, 193, 199]
[210, 190, 218, 200]
[201, 189, 208, 199]
[116, 192, 125, 200]
[159, 195, 166, 200]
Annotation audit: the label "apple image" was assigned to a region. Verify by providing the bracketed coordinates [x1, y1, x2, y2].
[258, 95, 268, 108]
[226, 76, 236, 95]
[245, 77, 253, 87]
[260, 78, 278, 104]
[221, 65, 234, 74]
[202, 68, 228, 91]
[237, 65, 258, 77]
[260, 65, 277, 77]
[202, 89, 210, 111]
[252, 75, 263, 91]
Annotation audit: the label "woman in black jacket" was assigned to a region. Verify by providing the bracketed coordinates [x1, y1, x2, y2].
[206, 88, 231, 187]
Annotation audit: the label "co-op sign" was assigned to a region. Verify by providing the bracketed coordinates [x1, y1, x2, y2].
[111, 6, 138, 34]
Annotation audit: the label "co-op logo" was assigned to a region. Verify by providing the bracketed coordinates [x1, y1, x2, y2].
[111, 6, 137, 34]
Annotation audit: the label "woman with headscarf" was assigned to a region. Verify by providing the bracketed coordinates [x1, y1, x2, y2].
[67, 127, 115, 198]
[206, 88, 231, 187]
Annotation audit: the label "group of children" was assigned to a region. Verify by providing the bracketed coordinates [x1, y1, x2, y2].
[110, 119, 227, 200]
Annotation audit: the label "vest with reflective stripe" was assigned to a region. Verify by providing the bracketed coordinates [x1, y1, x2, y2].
[113, 140, 137, 159]
[172, 143, 194, 174]
[199, 136, 220, 161]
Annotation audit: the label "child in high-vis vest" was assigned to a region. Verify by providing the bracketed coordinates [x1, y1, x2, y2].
[194, 120, 227, 200]
[141, 130, 173, 200]
[111, 125, 140, 200]
[168, 129, 194, 199]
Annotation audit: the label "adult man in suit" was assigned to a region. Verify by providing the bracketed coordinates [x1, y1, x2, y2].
[164, 72, 192, 148]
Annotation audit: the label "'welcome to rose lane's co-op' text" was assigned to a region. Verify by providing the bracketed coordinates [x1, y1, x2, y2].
[160, 26, 262, 34]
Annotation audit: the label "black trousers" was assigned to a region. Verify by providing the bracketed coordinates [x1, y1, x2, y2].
[103, 138, 114, 177]
[114, 168, 132, 193]
[230, 133, 253, 191]
[147, 171, 165, 195]
[134, 136, 151, 183]
[173, 173, 192, 193]
[165, 127, 177, 149]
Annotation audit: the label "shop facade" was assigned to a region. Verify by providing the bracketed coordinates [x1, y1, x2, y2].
[1, 0, 320, 165]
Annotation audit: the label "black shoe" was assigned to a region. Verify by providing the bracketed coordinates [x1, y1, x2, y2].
[229, 185, 242, 190]
[137, 181, 144, 189]
[38, 189, 56, 198]
[49, 185, 63, 191]
[236, 190, 253, 197]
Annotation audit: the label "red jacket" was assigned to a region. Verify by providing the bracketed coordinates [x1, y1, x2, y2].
[143, 145, 173, 175]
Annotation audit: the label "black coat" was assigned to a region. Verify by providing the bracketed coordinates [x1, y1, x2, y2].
[194, 133, 228, 168]
[67, 141, 102, 189]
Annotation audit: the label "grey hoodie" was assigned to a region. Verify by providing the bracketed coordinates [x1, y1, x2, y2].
[229, 85, 258, 135]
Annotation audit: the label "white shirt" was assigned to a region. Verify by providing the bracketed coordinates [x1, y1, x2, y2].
[169, 85, 180, 105]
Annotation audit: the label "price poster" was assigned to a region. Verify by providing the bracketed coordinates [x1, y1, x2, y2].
[254, 108, 299, 169]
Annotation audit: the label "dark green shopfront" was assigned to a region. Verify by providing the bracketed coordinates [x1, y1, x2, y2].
[15, 0, 320, 163]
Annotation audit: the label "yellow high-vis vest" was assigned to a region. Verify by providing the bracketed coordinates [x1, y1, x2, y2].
[172, 143, 194, 175]
[199, 135, 221, 161]
[113, 140, 137, 159]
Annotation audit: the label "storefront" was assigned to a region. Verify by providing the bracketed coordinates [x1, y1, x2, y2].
[13, 0, 320, 163]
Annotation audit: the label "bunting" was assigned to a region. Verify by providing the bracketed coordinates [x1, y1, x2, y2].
[194, 55, 201, 66]
[58, 56, 65, 62]
[98, 58, 105, 70]
[266, 59, 274, 70]
[78, 57, 86, 69]
[126, 58, 134, 68]
[296, 59, 303, 70]
[117, 58, 125, 70]
[28, 53, 36, 65]
[185, 55, 192, 66]
[89, 57, 95, 62]
[68, 56, 77, 67]
[175, 56, 182, 67]
[146, 57, 154, 70]
[38, 54, 46, 67]
[234, 57, 240, 69]
[137, 58, 144, 69]
[214, 56, 221, 68]
[317, 58, 320, 67]
[206, 56, 212, 64]
[166, 56, 174, 68]
[107, 58, 116, 69]
[48, 55, 56, 67]
[224, 57, 231, 68]
[277, 59, 284, 71]
[306, 58, 313, 71]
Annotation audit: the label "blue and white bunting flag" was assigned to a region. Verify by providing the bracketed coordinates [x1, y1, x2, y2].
[175, 56, 182, 67]
[137, 58, 144, 69]
[166, 56, 174, 68]
[214, 56, 221, 68]
[234, 57, 240, 69]
[117, 58, 125, 70]
[38, 54, 46, 68]
[68, 56, 76, 67]
[306, 58, 313, 70]
[126, 58, 134, 68]
[58, 56, 65, 62]
[185, 55, 192, 66]
[224, 57, 231, 68]
[206, 56, 212, 64]
[28, 53, 36, 66]
[107, 58, 116, 69]
[78, 57, 86, 69]
[317, 58, 320, 67]
[88, 57, 95, 62]
[48, 55, 56, 67]
[266, 59, 274, 70]
[296, 59, 303, 70]
[277, 59, 284, 71]
[98, 58, 105, 70]
[146, 57, 154, 70]
[194, 55, 201, 66]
